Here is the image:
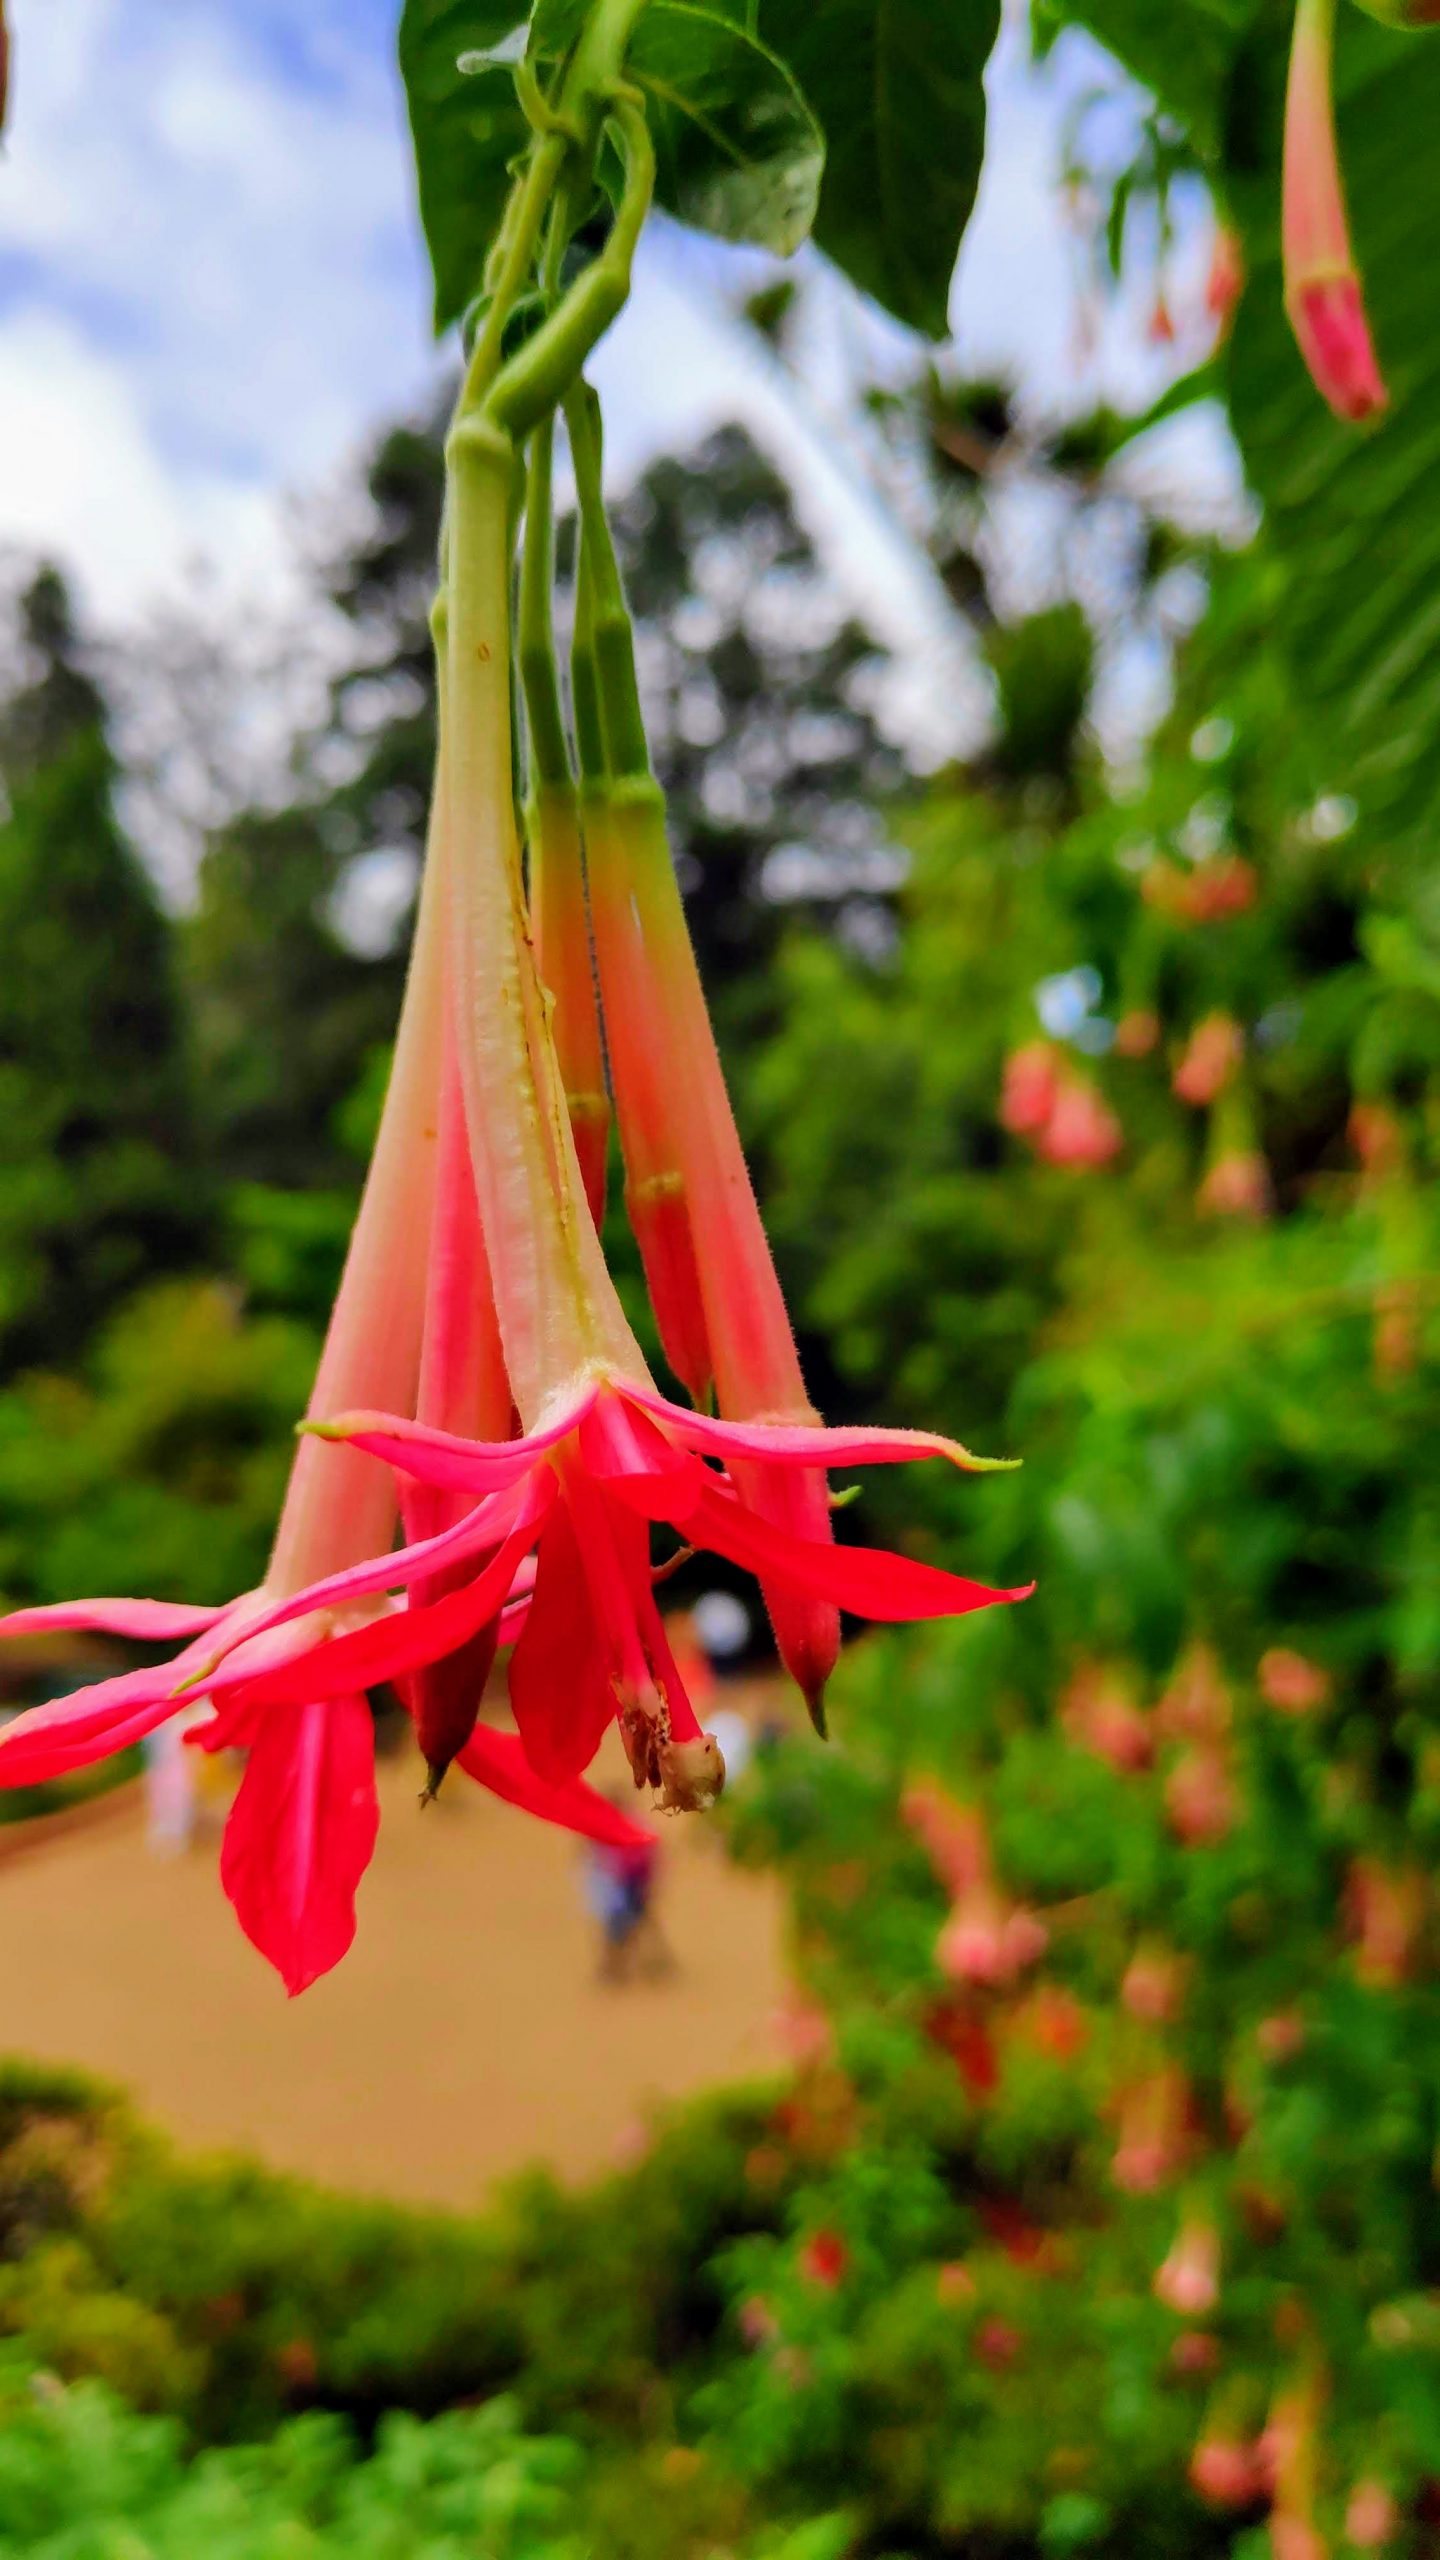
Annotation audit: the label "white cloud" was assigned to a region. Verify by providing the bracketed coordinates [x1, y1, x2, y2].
[0, 0, 439, 615]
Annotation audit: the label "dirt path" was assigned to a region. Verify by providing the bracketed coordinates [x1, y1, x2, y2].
[0, 1720, 791, 2210]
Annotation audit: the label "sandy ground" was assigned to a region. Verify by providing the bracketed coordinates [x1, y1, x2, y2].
[0, 1722, 791, 2211]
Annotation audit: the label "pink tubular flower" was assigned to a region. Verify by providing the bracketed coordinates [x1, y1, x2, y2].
[1155, 2215, 1221, 2317]
[1345, 2481, 1399, 2549]
[0, 824, 660, 1992]
[1199, 1150, 1272, 1221]
[583, 774, 907, 1726]
[531, 780, 610, 1228]
[1259, 1646, 1332, 1714]
[1034, 1075, 1123, 1170]
[1000, 1042, 1061, 1136]
[1191, 2435, 1267, 2509]
[1174, 1013, 1243, 1107]
[308, 1384, 1028, 1807]
[1283, 0, 1388, 422]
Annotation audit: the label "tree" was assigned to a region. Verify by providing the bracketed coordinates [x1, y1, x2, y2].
[0, 567, 197, 1370]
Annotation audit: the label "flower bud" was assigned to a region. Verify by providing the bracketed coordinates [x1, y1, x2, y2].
[1283, 0, 1388, 421]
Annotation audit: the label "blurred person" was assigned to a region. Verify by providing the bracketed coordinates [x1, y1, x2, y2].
[581, 1807, 674, 1985]
[143, 1705, 201, 1856]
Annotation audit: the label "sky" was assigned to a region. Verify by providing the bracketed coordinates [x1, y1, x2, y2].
[0, 0, 1243, 792]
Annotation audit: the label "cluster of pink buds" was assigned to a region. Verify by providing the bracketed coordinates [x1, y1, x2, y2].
[1000, 1042, 1122, 1171]
[902, 1783, 1048, 1990]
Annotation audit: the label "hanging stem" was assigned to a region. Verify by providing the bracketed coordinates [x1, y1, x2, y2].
[519, 419, 572, 790]
[564, 378, 651, 783]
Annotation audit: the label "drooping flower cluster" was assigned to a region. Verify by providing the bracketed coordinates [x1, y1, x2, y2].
[0, 71, 1027, 1990]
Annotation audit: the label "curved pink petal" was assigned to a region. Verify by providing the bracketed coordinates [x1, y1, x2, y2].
[579, 1390, 700, 1489]
[220, 1691, 379, 1995]
[509, 1503, 615, 1783]
[625, 1381, 1010, 1476]
[0, 1597, 230, 1643]
[194, 1486, 521, 1676]
[459, 1725, 652, 1849]
[0, 1660, 184, 1786]
[213, 1484, 554, 1713]
[688, 1481, 1033, 1624]
[308, 1395, 591, 1494]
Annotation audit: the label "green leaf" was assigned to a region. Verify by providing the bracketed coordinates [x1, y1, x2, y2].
[628, 1, 824, 255]
[1225, 14, 1440, 898]
[399, 0, 531, 331]
[400, 0, 821, 330]
[758, 0, 1001, 335]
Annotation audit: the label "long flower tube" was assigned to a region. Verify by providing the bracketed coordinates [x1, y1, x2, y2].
[1283, 0, 1388, 420]
[522, 417, 610, 1227]
[566, 380, 859, 1725]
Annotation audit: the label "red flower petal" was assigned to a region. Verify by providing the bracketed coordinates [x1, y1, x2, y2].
[213, 1483, 553, 1713]
[509, 1502, 617, 1783]
[198, 1486, 520, 1676]
[459, 1723, 655, 1849]
[688, 1481, 1033, 1624]
[0, 1660, 191, 1786]
[0, 1598, 229, 1643]
[220, 1691, 379, 1995]
[626, 1381, 1010, 1476]
[310, 1397, 590, 1494]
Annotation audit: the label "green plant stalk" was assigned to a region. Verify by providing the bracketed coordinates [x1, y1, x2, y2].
[460, 0, 654, 417]
[564, 378, 651, 784]
[519, 419, 571, 792]
[520, 411, 611, 1225]
[484, 94, 654, 447]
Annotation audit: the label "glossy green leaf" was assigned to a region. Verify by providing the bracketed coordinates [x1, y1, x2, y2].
[628, 2, 823, 256]
[399, 0, 532, 331]
[758, 0, 1001, 336]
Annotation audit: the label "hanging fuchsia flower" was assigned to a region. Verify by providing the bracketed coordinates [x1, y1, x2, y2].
[305, 1384, 1027, 1808]
[0, 842, 655, 1992]
[584, 779, 854, 1723]
[1283, 0, 1388, 422]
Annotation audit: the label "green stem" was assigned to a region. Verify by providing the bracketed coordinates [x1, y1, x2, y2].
[564, 377, 651, 782]
[519, 419, 572, 790]
[570, 525, 608, 784]
[484, 93, 654, 445]
[460, 0, 653, 419]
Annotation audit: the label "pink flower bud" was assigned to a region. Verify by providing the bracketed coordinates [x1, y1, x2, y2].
[1199, 1150, 1273, 1221]
[1166, 1743, 1237, 1846]
[1283, 0, 1388, 421]
[1000, 1042, 1061, 1136]
[1190, 2437, 1265, 2507]
[1259, 1648, 1331, 1714]
[1345, 2480, 1400, 2549]
[1174, 1013, 1243, 1106]
[1122, 1947, 1186, 2025]
[1035, 1077, 1124, 1169]
[1155, 2218, 1221, 2317]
